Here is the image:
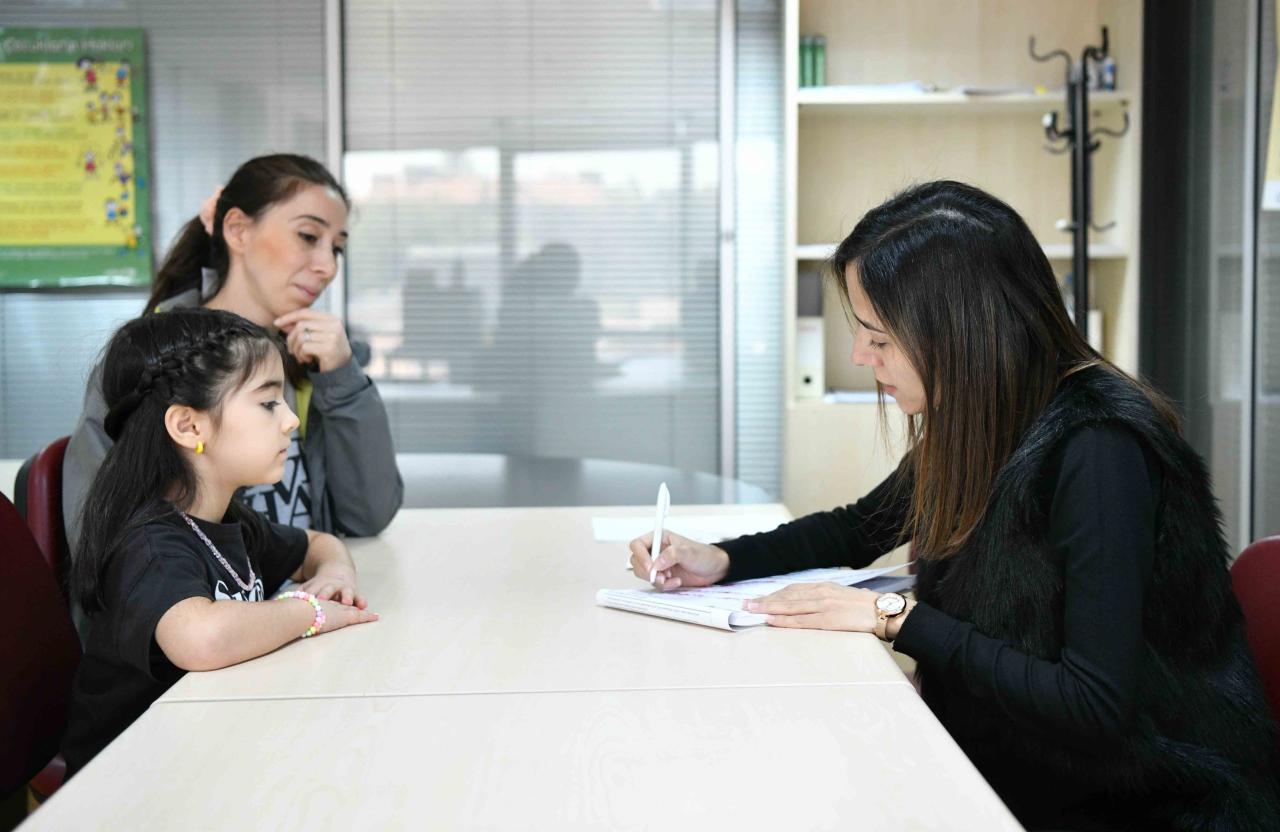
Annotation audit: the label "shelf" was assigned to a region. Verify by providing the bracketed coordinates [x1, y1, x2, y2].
[1041, 242, 1128, 260]
[796, 242, 1128, 262]
[797, 87, 1129, 116]
[790, 392, 881, 410]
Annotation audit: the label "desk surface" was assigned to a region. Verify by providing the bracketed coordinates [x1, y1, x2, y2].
[162, 505, 911, 702]
[27, 686, 1021, 831]
[398, 452, 774, 507]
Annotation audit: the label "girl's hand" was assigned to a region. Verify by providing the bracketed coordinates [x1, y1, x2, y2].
[274, 309, 354, 373]
[317, 599, 379, 633]
[628, 530, 730, 591]
[745, 582, 880, 632]
[296, 566, 367, 609]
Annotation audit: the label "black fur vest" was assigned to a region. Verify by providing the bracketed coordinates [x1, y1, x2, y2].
[915, 366, 1279, 830]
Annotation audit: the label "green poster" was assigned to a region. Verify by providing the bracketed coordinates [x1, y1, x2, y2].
[0, 27, 152, 287]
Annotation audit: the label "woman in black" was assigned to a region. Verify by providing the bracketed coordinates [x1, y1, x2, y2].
[629, 182, 1280, 830]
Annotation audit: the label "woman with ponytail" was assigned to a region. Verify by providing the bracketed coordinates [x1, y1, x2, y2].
[64, 154, 402, 572]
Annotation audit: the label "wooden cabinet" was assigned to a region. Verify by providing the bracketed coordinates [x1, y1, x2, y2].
[782, 0, 1143, 516]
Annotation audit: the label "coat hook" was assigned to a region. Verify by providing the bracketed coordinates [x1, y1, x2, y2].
[1090, 110, 1130, 141]
[1029, 36, 1072, 75]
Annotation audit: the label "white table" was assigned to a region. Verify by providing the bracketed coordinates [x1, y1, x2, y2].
[20, 505, 1021, 831]
[25, 686, 1021, 831]
[161, 505, 912, 702]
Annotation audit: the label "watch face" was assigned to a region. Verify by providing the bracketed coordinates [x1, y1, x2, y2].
[876, 593, 906, 615]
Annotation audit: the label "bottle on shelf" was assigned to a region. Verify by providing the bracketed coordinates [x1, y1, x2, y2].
[800, 35, 814, 87]
[813, 35, 826, 87]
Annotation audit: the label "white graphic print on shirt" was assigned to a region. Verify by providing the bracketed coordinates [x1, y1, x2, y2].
[241, 431, 312, 529]
[214, 577, 264, 603]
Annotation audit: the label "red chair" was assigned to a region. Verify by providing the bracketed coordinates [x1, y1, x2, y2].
[0, 491, 81, 807]
[14, 436, 70, 580]
[1231, 537, 1280, 731]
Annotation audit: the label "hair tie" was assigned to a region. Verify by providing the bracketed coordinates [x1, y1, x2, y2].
[103, 389, 145, 441]
[198, 185, 224, 236]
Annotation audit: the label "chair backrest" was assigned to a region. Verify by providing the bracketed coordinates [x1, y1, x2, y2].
[0, 491, 81, 797]
[15, 436, 71, 579]
[1232, 537, 1280, 725]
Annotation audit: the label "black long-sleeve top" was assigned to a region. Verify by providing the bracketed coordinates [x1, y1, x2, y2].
[719, 424, 1161, 824]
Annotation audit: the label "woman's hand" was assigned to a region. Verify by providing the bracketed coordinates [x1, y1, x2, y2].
[628, 530, 730, 591]
[316, 598, 379, 633]
[274, 308, 354, 373]
[745, 582, 881, 632]
[296, 565, 367, 609]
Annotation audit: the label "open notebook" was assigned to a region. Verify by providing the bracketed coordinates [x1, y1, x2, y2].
[596, 565, 915, 632]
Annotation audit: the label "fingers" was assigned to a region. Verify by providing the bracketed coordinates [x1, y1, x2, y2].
[764, 612, 829, 630]
[628, 532, 669, 582]
[649, 535, 677, 572]
[283, 319, 352, 372]
[274, 308, 338, 330]
[336, 607, 380, 627]
[747, 596, 828, 615]
[628, 535, 654, 580]
[746, 582, 836, 614]
[322, 602, 380, 631]
[302, 580, 360, 606]
[286, 324, 337, 361]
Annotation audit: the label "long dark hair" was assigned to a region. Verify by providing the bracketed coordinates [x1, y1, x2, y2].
[73, 308, 285, 612]
[831, 180, 1179, 558]
[147, 153, 349, 312]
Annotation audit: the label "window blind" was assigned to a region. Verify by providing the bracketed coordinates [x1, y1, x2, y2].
[342, 0, 723, 472]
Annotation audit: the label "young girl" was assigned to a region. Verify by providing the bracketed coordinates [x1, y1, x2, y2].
[631, 182, 1280, 830]
[64, 153, 402, 559]
[62, 308, 379, 778]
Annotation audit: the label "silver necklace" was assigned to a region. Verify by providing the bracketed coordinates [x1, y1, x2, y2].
[179, 511, 257, 594]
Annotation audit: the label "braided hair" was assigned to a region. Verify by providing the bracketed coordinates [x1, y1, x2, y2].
[73, 308, 286, 612]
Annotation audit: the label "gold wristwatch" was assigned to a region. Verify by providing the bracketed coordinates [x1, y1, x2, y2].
[874, 592, 908, 641]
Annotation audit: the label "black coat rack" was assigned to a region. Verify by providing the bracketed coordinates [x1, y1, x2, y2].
[1030, 27, 1129, 341]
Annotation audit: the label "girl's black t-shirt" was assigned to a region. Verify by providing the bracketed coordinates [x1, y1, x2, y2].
[61, 511, 307, 778]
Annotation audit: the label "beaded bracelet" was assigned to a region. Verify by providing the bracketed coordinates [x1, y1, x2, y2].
[274, 591, 326, 638]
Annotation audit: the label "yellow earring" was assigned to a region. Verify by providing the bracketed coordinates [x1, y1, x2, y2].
[195, 441, 205, 455]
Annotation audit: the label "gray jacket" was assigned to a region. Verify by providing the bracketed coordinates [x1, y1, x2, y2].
[63, 294, 403, 553]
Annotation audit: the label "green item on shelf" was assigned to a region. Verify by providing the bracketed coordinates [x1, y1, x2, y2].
[813, 35, 826, 87]
[800, 36, 813, 87]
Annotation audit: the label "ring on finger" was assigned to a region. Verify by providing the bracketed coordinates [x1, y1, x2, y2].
[303, 328, 312, 343]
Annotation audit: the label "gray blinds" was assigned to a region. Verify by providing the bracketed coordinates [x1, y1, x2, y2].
[0, 0, 326, 457]
[342, 0, 723, 471]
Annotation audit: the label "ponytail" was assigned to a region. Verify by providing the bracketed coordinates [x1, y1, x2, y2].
[146, 217, 216, 312]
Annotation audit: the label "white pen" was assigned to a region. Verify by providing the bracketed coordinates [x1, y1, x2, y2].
[648, 482, 671, 585]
